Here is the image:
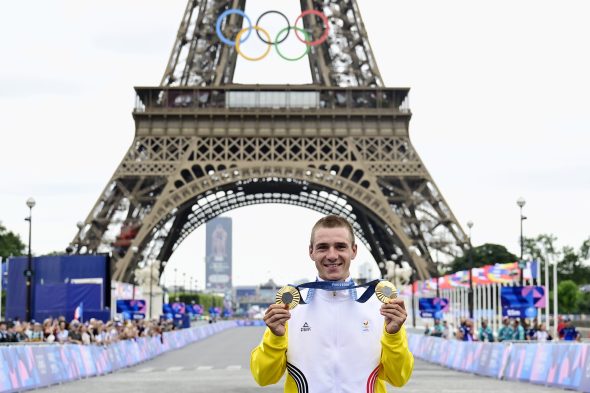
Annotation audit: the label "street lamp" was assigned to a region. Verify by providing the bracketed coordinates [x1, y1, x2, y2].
[174, 268, 178, 294]
[24, 197, 36, 322]
[130, 246, 139, 299]
[467, 220, 474, 320]
[149, 260, 156, 319]
[517, 197, 527, 285]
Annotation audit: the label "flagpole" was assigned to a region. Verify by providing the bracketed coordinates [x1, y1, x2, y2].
[553, 255, 559, 339]
[545, 257, 551, 331]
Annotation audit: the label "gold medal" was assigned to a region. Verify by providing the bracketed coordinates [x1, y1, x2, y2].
[275, 285, 301, 309]
[375, 281, 398, 303]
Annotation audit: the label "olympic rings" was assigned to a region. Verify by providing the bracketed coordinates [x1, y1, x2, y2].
[256, 10, 290, 45]
[216, 9, 252, 47]
[235, 26, 272, 62]
[293, 10, 330, 46]
[215, 8, 330, 62]
[275, 27, 310, 62]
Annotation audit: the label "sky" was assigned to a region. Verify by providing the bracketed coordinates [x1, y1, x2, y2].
[1, 0, 588, 289]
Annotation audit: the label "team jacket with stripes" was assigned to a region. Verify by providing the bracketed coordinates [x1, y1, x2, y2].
[250, 286, 414, 392]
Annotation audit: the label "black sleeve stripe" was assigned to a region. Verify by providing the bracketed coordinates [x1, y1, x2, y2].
[286, 362, 309, 393]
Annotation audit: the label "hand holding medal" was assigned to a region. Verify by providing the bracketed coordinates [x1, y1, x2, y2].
[377, 280, 407, 334]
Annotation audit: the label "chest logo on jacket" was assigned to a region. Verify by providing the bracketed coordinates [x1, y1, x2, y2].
[301, 322, 311, 332]
[362, 320, 370, 332]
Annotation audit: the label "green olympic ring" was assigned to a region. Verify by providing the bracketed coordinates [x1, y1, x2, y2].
[274, 26, 311, 62]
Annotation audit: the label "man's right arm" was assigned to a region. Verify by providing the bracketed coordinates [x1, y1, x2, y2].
[250, 325, 288, 386]
[250, 304, 291, 386]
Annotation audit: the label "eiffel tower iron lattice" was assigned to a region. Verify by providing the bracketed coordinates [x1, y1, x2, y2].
[70, 0, 468, 282]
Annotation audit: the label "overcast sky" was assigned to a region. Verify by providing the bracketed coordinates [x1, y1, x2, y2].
[1, 0, 588, 289]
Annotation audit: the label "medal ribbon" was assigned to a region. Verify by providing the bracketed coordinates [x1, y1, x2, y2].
[295, 279, 381, 304]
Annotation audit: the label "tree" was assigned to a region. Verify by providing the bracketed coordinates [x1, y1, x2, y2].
[578, 291, 590, 314]
[557, 280, 581, 314]
[524, 234, 590, 285]
[0, 222, 26, 260]
[447, 243, 517, 274]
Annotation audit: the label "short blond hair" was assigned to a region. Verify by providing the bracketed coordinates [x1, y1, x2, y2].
[310, 215, 355, 246]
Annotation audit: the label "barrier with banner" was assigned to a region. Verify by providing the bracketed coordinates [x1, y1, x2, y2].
[0, 321, 237, 392]
[409, 333, 590, 393]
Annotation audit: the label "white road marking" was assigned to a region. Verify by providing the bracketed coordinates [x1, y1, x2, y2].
[196, 366, 213, 371]
[136, 367, 154, 373]
[226, 365, 242, 370]
[166, 366, 184, 372]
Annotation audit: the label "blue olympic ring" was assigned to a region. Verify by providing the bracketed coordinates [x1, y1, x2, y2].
[216, 9, 253, 47]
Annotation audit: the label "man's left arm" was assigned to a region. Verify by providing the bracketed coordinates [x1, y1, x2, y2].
[378, 298, 414, 387]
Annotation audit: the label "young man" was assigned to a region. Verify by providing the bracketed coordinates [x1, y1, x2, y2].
[250, 215, 414, 392]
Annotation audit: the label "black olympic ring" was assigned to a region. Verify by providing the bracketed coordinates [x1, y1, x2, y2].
[255, 10, 290, 45]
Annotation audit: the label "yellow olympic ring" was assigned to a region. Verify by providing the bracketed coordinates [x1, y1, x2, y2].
[235, 26, 272, 62]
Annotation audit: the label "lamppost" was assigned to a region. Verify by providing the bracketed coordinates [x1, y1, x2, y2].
[130, 246, 139, 300]
[148, 260, 158, 319]
[24, 197, 36, 322]
[467, 220, 474, 320]
[517, 197, 527, 285]
[174, 268, 177, 294]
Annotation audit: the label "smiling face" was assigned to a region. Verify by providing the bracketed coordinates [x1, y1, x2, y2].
[309, 226, 357, 281]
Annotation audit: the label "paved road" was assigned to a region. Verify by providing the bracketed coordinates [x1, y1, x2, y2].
[41, 326, 566, 392]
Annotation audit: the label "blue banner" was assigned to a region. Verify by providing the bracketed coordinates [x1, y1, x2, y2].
[116, 299, 146, 320]
[418, 297, 448, 319]
[501, 286, 545, 318]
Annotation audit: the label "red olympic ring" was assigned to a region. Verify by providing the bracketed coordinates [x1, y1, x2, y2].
[293, 10, 330, 47]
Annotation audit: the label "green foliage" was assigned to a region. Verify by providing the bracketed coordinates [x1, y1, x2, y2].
[0, 223, 26, 261]
[169, 292, 224, 315]
[578, 291, 590, 314]
[558, 280, 581, 314]
[447, 243, 517, 274]
[524, 234, 590, 286]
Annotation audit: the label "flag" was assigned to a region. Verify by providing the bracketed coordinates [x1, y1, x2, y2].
[74, 302, 84, 322]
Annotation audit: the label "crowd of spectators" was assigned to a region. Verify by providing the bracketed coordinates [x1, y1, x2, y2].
[424, 317, 582, 342]
[0, 317, 177, 345]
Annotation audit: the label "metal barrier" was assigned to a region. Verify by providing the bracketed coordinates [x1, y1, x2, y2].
[408, 333, 590, 392]
[0, 321, 238, 392]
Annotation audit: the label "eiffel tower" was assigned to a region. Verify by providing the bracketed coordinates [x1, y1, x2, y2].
[70, 0, 468, 283]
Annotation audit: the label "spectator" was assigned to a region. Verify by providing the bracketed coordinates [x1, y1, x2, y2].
[431, 319, 444, 337]
[68, 321, 83, 344]
[512, 319, 525, 341]
[457, 319, 474, 341]
[559, 318, 581, 341]
[557, 316, 566, 339]
[80, 325, 92, 345]
[56, 321, 69, 344]
[13, 325, 27, 342]
[478, 320, 494, 342]
[497, 318, 513, 342]
[442, 320, 450, 339]
[27, 322, 44, 342]
[0, 322, 9, 342]
[525, 320, 538, 340]
[533, 323, 552, 341]
[5, 324, 18, 342]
